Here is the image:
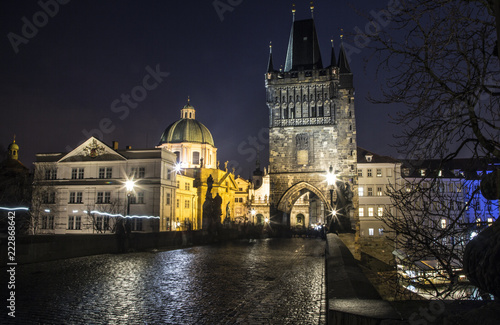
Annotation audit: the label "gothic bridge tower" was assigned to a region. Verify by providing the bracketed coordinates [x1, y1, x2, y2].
[265, 7, 358, 230]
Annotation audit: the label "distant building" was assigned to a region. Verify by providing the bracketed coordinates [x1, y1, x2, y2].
[357, 147, 402, 238]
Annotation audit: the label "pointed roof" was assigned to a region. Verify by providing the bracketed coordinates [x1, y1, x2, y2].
[337, 41, 351, 74]
[284, 19, 323, 72]
[329, 39, 337, 68]
[267, 43, 275, 73]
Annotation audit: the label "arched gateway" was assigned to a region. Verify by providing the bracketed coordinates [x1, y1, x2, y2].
[266, 9, 358, 230]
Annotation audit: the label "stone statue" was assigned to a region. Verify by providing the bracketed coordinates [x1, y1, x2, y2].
[226, 202, 231, 219]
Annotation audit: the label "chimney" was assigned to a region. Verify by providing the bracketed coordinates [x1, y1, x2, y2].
[112, 141, 119, 150]
[126, 145, 132, 150]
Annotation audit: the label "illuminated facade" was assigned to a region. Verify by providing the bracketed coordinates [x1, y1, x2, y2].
[33, 137, 177, 234]
[266, 11, 357, 228]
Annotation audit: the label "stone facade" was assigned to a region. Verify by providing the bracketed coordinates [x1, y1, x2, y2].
[266, 18, 357, 229]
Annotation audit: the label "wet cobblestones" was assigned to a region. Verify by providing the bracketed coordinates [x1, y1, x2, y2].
[2, 238, 326, 324]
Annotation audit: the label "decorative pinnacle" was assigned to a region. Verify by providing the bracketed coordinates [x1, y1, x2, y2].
[310, 1, 314, 18]
[269, 41, 272, 53]
[292, 3, 296, 20]
[340, 28, 344, 40]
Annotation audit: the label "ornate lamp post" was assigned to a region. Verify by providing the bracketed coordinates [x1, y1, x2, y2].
[125, 180, 135, 233]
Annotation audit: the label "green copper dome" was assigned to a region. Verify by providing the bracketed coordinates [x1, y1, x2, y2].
[159, 118, 214, 146]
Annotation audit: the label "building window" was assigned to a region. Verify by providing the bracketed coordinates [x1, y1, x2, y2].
[166, 193, 171, 205]
[367, 169, 372, 177]
[75, 216, 81, 230]
[441, 219, 447, 229]
[359, 208, 364, 217]
[69, 192, 83, 204]
[174, 152, 180, 163]
[235, 198, 239, 203]
[488, 218, 494, 225]
[41, 215, 54, 229]
[377, 187, 383, 196]
[185, 200, 190, 209]
[176, 199, 180, 208]
[137, 192, 145, 204]
[167, 169, 171, 180]
[358, 187, 364, 197]
[176, 180, 180, 188]
[368, 228, 374, 236]
[192, 152, 200, 165]
[68, 216, 74, 230]
[131, 167, 145, 178]
[378, 228, 384, 236]
[368, 207, 374, 217]
[386, 168, 392, 177]
[132, 218, 143, 231]
[97, 192, 111, 204]
[43, 192, 56, 204]
[367, 187, 373, 196]
[98, 167, 112, 179]
[358, 169, 363, 177]
[71, 168, 84, 179]
[45, 169, 57, 180]
[376, 169, 382, 177]
[185, 182, 190, 191]
[377, 207, 383, 217]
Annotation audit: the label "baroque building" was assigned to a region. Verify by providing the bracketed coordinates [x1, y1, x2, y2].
[265, 10, 357, 230]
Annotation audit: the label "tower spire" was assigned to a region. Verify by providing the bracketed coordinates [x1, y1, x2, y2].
[292, 3, 296, 21]
[267, 42, 275, 72]
[310, 1, 314, 18]
[338, 30, 351, 73]
[330, 38, 337, 68]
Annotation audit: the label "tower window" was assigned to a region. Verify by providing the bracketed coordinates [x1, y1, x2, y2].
[192, 151, 200, 165]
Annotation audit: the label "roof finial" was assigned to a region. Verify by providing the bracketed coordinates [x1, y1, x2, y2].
[310, 1, 314, 18]
[292, 3, 296, 21]
[340, 28, 344, 41]
[13, 134, 16, 143]
[187, 96, 190, 104]
[269, 41, 272, 53]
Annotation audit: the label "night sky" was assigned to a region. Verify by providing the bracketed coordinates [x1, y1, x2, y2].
[1, 0, 401, 177]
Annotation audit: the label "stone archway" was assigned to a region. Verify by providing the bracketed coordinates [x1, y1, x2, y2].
[277, 181, 332, 214]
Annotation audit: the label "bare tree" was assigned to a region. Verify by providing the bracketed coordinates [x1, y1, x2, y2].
[30, 164, 58, 235]
[365, 0, 500, 161]
[85, 200, 122, 234]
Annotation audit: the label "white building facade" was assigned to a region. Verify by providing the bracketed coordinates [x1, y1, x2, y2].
[33, 137, 177, 234]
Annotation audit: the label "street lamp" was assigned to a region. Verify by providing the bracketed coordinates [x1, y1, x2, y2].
[326, 165, 336, 225]
[125, 180, 135, 217]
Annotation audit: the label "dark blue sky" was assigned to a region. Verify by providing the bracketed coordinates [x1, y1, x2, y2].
[1, 0, 401, 177]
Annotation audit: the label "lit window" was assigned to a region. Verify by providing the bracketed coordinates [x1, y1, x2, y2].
[378, 228, 384, 236]
[368, 207, 374, 217]
[476, 218, 482, 226]
[488, 218, 494, 225]
[359, 208, 364, 217]
[358, 187, 364, 197]
[376, 169, 382, 177]
[377, 187, 383, 196]
[377, 207, 383, 217]
[441, 219, 447, 229]
[420, 169, 426, 176]
[368, 228, 374, 236]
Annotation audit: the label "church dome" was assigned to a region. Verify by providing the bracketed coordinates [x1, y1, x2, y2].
[159, 119, 214, 146]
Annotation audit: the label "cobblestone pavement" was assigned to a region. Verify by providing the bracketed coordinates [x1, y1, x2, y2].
[2, 238, 326, 324]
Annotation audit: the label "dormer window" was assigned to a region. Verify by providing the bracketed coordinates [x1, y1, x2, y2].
[420, 169, 426, 177]
[365, 154, 373, 162]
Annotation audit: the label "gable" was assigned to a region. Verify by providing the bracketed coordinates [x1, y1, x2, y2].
[58, 137, 127, 163]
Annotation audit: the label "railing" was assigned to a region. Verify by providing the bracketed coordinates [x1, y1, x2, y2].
[273, 117, 332, 127]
